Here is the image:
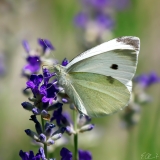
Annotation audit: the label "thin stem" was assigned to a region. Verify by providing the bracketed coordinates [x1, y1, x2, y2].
[73, 109, 78, 160]
[41, 115, 48, 159]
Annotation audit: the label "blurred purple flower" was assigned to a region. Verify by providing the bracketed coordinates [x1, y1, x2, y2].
[134, 72, 160, 88]
[74, 12, 88, 28]
[0, 53, 6, 76]
[114, 0, 130, 10]
[22, 40, 30, 53]
[60, 147, 92, 160]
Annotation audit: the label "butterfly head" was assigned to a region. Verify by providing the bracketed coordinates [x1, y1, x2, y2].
[54, 64, 66, 76]
[54, 64, 61, 73]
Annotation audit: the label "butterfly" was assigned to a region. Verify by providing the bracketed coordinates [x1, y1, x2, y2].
[54, 36, 140, 117]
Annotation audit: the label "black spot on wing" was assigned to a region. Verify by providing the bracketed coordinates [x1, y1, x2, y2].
[110, 64, 118, 70]
[116, 37, 139, 51]
[106, 76, 114, 84]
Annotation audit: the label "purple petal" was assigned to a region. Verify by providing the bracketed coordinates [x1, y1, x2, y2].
[38, 39, 54, 53]
[79, 149, 92, 160]
[60, 148, 72, 160]
[42, 96, 50, 103]
[26, 81, 35, 89]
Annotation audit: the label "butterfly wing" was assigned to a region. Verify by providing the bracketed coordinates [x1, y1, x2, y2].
[66, 36, 140, 92]
[64, 72, 130, 117]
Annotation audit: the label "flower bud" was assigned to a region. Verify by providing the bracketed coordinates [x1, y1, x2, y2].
[79, 124, 94, 133]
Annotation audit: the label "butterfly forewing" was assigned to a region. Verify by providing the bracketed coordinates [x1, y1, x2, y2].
[66, 37, 140, 92]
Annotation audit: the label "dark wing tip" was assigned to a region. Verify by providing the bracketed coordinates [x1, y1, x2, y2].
[116, 36, 140, 52]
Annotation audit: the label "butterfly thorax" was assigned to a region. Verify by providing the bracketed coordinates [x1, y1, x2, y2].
[54, 64, 71, 88]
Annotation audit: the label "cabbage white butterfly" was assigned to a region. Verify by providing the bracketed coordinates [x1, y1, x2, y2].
[54, 36, 140, 117]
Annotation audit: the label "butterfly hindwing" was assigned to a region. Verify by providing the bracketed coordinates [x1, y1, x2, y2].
[65, 72, 130, 117]
[66, 37, 140, 92]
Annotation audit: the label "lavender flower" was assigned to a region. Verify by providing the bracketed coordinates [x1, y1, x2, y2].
[22, 39, 54, 78]
[60, 147, 92, 160]
[22, 73, 63, 118]
[121, 72, 160, 129]
[74, 0, 130, 47]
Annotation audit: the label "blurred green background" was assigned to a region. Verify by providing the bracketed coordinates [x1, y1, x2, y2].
[0, 0, 160, 159]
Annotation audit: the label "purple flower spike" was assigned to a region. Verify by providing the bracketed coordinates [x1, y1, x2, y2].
[60, 148, 72, 160]
[38, 39, 54, 53]
[79, 149, 92, 160]
[22, 40, 30, 53]
[74, 12, 88, 28]
[62, 58, 69, 66]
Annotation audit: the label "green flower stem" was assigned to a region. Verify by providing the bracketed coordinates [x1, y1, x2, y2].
[73, 109, 78, 160]
[41, 115, 48, 159]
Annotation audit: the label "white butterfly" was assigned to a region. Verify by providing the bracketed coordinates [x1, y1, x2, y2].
[54, 36, 140, 117]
